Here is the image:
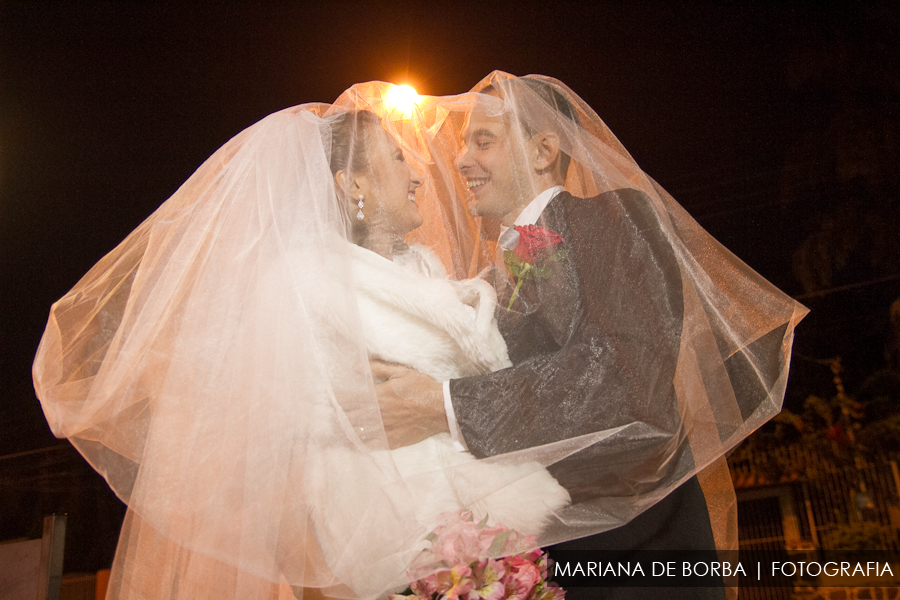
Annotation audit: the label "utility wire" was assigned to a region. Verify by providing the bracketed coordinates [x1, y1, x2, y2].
[0, 443, 71, 462]
[794, 274, 900, 301]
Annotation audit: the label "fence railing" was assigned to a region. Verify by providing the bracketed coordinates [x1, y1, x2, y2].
[728, 445, 900, 552]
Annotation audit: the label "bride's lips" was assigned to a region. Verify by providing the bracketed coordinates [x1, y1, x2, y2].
[408, 190, 417, 202]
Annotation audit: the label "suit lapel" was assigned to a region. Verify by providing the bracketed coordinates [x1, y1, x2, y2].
[495, 193, 576, 363]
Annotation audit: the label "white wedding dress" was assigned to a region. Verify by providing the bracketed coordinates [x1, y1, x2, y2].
[303, 242, 570, 596]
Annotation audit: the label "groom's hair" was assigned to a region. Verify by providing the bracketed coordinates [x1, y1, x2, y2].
[481, 77, 579, 179]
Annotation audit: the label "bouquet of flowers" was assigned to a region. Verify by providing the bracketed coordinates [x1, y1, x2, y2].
[391, 511, 565, 600]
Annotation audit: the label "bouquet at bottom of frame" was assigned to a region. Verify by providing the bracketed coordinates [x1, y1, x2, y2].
[390, 510, 565, 600]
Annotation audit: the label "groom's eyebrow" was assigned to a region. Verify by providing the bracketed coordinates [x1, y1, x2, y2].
[466, 128, 497, 143]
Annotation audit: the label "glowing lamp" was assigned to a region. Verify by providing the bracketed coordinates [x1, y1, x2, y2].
[384, 84, 419, 117]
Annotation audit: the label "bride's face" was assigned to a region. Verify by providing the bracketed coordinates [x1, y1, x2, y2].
[358, 127, 424, 236]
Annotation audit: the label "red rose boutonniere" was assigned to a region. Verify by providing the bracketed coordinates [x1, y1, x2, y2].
[503, 225, 566, 310]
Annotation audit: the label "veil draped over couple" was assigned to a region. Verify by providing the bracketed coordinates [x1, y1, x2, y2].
[33, 72, 807, 600]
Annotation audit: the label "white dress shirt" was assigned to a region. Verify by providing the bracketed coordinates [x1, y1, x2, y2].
[443, 185, 566, 451]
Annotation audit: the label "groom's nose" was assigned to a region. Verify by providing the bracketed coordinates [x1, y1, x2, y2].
[456, 145, 475, 172]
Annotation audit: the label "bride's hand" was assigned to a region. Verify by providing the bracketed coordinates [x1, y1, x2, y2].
[370, 360, 448, 449]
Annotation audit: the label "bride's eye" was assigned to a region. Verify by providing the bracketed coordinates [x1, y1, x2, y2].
[394, 151, 405, 162]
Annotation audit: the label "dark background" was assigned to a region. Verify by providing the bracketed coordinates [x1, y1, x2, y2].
[2, 1, 898, 573]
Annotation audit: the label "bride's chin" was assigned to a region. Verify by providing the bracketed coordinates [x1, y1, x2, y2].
[389, 218, 423, 239]
[404, 208, 424, 232]
[401, 222, 423, 237]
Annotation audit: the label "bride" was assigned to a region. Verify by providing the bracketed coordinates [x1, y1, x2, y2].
[32, 91, 569, 600]
[301, 108, 572, 596]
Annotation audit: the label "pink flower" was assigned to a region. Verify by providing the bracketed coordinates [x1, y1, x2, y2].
[480, 559, 506, 585]
[502, 560, 541, 600]
[512, 548, 542, 564]
[412, 578, 438, 596]
[403, 510, 566, 600]
[441, 564, 475, 600]
[535, 585, 567, 600]
[470, 581, 505, 600]
[465, 559, 508, 600]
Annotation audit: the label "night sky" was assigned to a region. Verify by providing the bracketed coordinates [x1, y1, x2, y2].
[2, 1, 898, 573]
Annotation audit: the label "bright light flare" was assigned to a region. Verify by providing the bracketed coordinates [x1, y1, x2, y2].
[384, 84, 419, 117]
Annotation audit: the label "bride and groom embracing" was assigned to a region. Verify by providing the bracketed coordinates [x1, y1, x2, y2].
[33, 72, 806, 599]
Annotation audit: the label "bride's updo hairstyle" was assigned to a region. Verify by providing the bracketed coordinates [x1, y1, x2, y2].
[327, 110, 381, 241]
[328, 110, 381, 179]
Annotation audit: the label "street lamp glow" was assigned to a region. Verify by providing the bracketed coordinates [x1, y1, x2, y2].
[385, 84, 419, 117]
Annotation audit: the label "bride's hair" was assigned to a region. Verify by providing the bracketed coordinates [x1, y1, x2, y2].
[328, 109, 382, 178]
[327, 109, 381, 245]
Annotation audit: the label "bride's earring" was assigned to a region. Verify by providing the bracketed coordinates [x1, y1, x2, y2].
[356, 194, 365, 220]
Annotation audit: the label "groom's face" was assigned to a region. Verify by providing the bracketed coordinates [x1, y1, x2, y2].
[457, 106, 533, 220]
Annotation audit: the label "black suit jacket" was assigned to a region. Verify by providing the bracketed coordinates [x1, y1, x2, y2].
[449, 188, 688, 503]
[448, 187, 746, 598]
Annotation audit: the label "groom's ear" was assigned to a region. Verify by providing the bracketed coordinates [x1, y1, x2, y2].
[530, 132, 561, 174]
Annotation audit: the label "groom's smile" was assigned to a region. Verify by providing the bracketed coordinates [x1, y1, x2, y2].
[466, 176, 490, 192]
[457, 110, 531, 221]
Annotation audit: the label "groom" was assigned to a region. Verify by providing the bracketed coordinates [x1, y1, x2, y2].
[373, 77, 725, 599]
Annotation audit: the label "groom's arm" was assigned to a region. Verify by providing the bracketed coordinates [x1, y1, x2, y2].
[370, 360, 448, 449]
[449, 189, 685, 495]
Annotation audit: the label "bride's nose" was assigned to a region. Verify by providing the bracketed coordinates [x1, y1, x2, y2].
[407, 163, 423, 188]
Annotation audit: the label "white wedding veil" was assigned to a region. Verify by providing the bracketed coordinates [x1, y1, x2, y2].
[32, 76, 807, 599]
[33, 95, 430, 599]
[412, 71, 808, 570]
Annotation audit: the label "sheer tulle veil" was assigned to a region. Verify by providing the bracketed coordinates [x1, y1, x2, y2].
[32, 74, 806, 599]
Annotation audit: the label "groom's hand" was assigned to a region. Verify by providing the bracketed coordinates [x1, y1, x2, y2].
[371, 360, 448, 449]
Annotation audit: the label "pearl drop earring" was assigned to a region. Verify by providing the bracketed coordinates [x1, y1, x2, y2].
[356, 194, 365, 220]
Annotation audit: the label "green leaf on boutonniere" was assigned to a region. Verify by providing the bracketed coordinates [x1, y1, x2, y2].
[503, 244, 568, 309]
[503, 250, 528, 279]
[545, 249, 567, 263]
[503, 250, 523, 267]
